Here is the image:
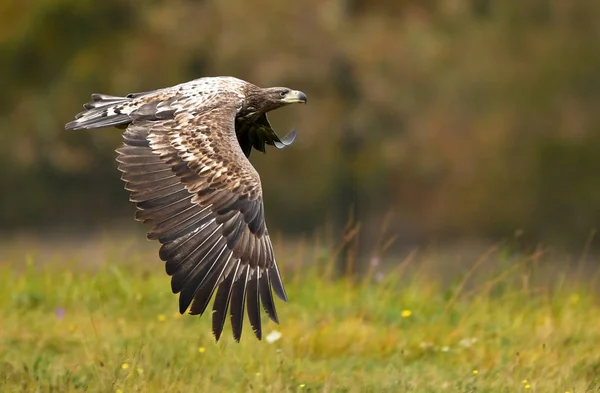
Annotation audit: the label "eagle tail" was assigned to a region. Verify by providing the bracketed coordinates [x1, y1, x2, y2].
[65, 93, 133, 131]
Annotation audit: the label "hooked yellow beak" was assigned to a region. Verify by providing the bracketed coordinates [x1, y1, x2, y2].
[281, 90, 307, 104]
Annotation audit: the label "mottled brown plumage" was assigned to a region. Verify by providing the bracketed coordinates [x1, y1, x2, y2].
[65, 76, 307, 341]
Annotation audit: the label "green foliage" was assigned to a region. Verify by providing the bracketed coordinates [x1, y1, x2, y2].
[1, 1, 600, 247]
[0, 250, 598, 392]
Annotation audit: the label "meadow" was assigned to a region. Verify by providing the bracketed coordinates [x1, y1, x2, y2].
[0, 236, 599, 392]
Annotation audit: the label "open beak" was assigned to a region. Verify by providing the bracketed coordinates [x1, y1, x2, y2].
[281, 90, 307, 104]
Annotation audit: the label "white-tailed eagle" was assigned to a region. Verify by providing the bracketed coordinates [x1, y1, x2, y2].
[65, 76, 307, 342]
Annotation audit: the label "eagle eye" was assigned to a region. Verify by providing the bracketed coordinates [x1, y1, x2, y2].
[279, 90, 289, 97]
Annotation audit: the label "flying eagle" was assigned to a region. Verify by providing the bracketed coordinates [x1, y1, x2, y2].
[65, 76, 307, 342]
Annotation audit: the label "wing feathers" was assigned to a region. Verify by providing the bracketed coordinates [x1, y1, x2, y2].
[259, 270, 279, 324]
[130, 182, 185, 204]
[159, 222, 213, 266]
[212, 260, 241, 341]
[110, 84, 287, 341]
[269, 264, 288, 302]
[179, 239, 229, 314]
[170, 222, 222, 293]
[118, 162, 169, 175]
[188, 246, 232, 316]
[146, 203, 211, 240]
[66, 113, 132, 131]
[115, 148, 158, 164]
[230, 265, 250, 342]
[136, 188, 190, 210]
[246, 269, 262, 339]
[126, 176, 181, 194]
[121, 169, 176, 185]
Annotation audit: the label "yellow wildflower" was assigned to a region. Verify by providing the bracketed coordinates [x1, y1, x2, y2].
[198, 347, 205, 353]
[157, 314, 167, 322]
[121, 363, 129, 370]
[570, 293, 580, 304]
[401, 310, 412, 318]
[472, 369, 478, 375]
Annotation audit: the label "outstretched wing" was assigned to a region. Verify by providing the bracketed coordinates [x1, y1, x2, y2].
[116, 99, 287, 342]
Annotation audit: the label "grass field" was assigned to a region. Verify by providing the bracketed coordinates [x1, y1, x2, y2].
[1, 242, 599, 392]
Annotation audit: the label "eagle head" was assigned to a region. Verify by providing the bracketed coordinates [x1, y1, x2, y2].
[257, 87, 307, 113]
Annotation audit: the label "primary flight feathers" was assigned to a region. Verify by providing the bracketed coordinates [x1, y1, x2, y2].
[65, 76, 307, 342]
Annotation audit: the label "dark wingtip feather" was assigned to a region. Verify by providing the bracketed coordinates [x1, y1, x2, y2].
[230, 266, 250, 342]
[269, 264, 288, 302]
[188, 248, 232, 317]
[175, 236, 229, 314]
[259, 270, 279, 324]
[178, 256, 220, 314]
[246, 270, 262, 340]
[178, 290, 191, 314]
[212, 265, 238, 342]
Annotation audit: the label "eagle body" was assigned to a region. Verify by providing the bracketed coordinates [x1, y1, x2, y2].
[66, 76, 307, 341]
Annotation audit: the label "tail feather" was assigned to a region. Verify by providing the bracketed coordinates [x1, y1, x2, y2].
[65, 94, 133, 131]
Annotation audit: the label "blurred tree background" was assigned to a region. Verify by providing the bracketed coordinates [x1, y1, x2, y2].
[1, 0, 599, 252]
